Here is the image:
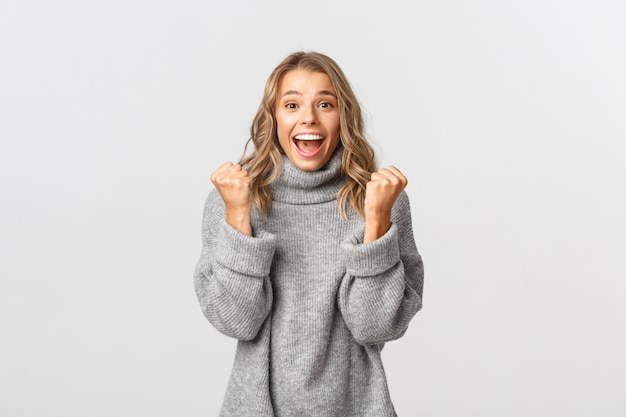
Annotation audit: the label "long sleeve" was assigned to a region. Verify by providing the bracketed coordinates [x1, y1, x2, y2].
[193, 191, 276, 341]
[199, 149, 423, 416]
[338, 191, 424, 346]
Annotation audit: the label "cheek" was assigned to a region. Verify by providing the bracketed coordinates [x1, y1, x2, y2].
[275, 116, 291, 149]
[276, 114, 293, 135]
[328, 115, 341, 136]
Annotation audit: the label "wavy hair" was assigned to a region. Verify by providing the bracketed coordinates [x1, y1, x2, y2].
[239, 51, 377, 219]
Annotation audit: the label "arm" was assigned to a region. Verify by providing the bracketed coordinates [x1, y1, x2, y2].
[338, 191, 424, 346]
[193, 191, 276, 341]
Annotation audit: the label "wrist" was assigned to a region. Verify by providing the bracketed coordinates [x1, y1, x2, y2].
[363, 217, 391, 243]
[226, 210, 252, 236]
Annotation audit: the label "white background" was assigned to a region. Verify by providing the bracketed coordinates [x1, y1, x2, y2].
[1, 0, 625, 416]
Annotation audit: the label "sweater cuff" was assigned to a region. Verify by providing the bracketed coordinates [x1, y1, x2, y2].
[216, 219, 277, 277]
[340, 223, 400, 277]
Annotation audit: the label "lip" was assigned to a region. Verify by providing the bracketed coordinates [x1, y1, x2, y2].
[292, 133, 325, 158]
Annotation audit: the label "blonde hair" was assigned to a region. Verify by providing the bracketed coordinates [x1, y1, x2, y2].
[239, 51, 377, 218]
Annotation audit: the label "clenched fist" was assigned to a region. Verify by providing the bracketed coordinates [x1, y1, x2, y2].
[363, 166, 408, 243]
[210, 162, 253, 236]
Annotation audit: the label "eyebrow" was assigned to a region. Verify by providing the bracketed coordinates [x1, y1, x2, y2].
[280, 90, 337, 98]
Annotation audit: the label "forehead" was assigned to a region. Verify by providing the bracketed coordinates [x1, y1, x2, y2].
[277, 69, 335, 94]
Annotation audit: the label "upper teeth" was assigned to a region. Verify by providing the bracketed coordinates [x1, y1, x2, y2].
[295, 134, 323, 140]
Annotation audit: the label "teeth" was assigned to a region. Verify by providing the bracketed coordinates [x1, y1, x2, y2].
[294, 134, 324, 141]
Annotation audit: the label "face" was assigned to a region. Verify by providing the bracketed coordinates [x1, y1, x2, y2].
[275, 69, 341, 171]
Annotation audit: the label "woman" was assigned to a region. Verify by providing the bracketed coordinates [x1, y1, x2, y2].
[194, 50, 424, 416]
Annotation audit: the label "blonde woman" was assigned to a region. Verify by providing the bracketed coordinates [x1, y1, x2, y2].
[194, 51, 424, 417]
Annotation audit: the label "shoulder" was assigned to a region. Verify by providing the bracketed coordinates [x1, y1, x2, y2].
[205, 188, 224, 208]
[201, 188, 225, 226]
[391, 190, 415, 224]
[393, 190, 412, 211]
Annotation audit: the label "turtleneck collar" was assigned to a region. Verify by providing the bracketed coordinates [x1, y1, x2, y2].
[271, 147, 346, 205]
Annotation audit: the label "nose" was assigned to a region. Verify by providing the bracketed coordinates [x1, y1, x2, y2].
[300, 104, 318, 125]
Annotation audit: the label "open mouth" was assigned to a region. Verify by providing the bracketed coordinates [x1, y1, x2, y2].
[293, 134, 324, 154]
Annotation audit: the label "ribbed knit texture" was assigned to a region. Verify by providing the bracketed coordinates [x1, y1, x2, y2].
[194, 148, 424, 417]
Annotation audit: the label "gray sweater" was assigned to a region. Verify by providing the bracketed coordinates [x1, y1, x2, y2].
[194, 148, 424, 416]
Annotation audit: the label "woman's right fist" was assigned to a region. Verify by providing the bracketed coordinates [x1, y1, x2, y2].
[210, 162, 253, 235]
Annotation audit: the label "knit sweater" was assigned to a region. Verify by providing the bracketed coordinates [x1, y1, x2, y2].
[194, 148, 424, 417]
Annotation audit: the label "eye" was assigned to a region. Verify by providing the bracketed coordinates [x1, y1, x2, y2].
[319, 102, 334, 109]
[285, 103, 298, 109]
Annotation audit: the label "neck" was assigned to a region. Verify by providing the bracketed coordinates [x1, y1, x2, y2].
[270, 147, 345, 205]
